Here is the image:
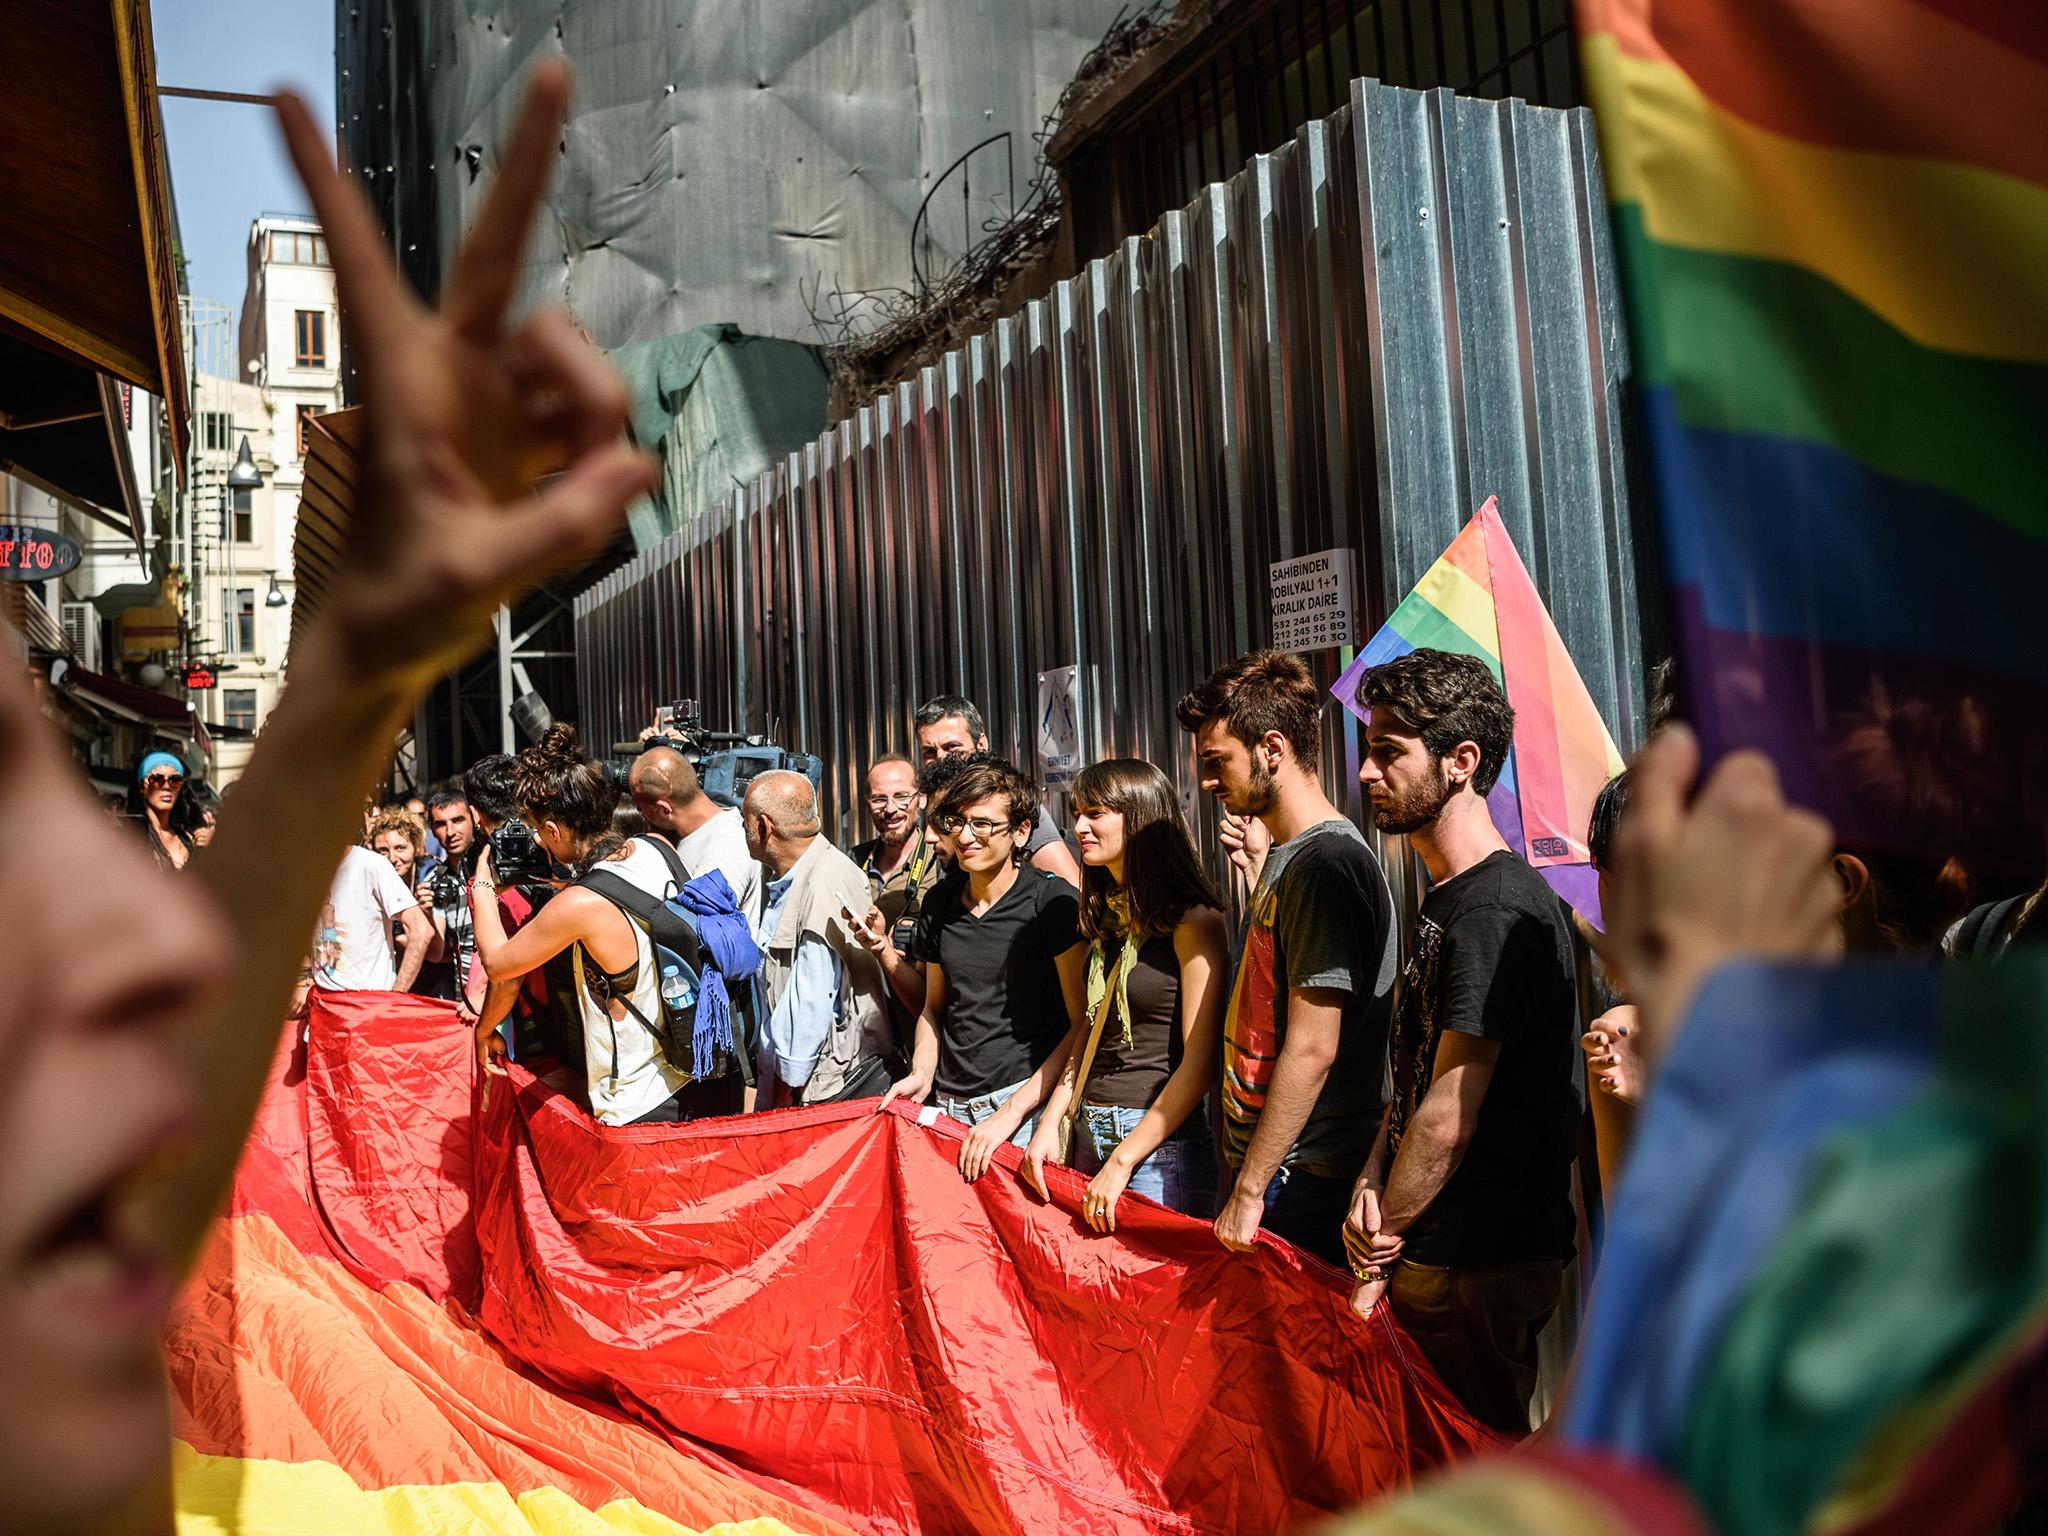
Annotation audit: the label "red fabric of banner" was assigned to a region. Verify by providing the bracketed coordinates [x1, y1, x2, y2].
[196, 991, 1498, 1534]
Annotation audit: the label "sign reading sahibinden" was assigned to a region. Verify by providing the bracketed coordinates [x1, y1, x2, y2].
[0, 524, 81, 582]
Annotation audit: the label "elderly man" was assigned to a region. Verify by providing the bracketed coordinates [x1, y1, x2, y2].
[741, 771, 899, 1106]
[629, 744, 761, 919]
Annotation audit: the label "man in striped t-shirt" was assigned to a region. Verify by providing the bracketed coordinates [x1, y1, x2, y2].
[1177, 650, 1397, 1270]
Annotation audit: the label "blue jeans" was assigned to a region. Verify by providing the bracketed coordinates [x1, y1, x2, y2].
[935, 1077, 1041, 1148]
[1068, 1102, 1218, 1219]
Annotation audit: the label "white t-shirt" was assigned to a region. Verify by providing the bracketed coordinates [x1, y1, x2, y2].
[675, 807, 761, 920]
[575, 838, 691, 1125]
[313, 845, 419, 991]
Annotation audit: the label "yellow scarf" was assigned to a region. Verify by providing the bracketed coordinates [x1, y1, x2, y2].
[1085, 890, 1147, 1050]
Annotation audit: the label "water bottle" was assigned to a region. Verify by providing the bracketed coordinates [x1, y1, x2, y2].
[660, 964, 695, 1014]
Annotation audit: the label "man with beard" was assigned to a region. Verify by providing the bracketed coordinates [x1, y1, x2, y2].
[1345, 647, 1579, 1434]
[1175, 650, 1397, 1267]
[850, 753, 936, 1021]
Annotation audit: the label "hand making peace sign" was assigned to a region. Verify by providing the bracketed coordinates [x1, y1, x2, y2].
[274, 62, 653, 689]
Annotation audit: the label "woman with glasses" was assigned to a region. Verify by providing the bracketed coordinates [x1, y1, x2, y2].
[128, 751, 195, 870]
[1021, 759, 1226, 1226]
[881, 759, 1089, 1184]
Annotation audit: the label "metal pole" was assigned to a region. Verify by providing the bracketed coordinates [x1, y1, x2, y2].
[495, 602, 514, 753]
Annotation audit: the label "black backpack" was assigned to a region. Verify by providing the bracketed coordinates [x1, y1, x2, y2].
[574, 838, 754, 1087]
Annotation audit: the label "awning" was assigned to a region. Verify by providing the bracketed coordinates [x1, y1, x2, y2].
[292, 405, 363, 651]
[60, 662, 194, 730]
[0, 0, 188, 544]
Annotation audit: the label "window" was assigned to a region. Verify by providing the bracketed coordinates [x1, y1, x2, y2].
[232, 486, 253, 543]
[296, 403, 319, 457]
[198, 411, 231, 453]
[224, 688, 257, 733]
[294, 309, 326, 367]
[268, 230, 329, 266]
[228, 588, 255, 655]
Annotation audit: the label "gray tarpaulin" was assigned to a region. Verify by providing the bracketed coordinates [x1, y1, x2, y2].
[608, 326, 829, 546]
[339, 0, 1129, 348]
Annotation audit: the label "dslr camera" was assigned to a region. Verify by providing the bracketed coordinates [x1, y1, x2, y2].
[488, 815, 556, 887]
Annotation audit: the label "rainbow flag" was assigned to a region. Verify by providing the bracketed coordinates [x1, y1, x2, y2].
[1332, 497, 1625, 919]
[1575, 0, 2048, 870]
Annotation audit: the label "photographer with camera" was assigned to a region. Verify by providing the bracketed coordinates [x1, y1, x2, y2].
[459, 752, 576, 1072]
[419, 788, 480, 1007]
[473, 725, 747, 1125]
[628, 743, 762, 920]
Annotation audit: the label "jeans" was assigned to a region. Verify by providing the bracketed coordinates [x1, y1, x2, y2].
[935, 1076, 1041, 1148]
[1067, 1102, 1218, 1219]
[1389, 1258, 1566, 1434]
[1257, 1163, 1355, 1270]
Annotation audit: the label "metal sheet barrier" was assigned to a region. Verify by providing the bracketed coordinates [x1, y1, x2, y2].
[577, 76, 1651, 891]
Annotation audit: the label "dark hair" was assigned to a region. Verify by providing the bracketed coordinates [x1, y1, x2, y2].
[1071, 759, 1219, 940]
[1175, 649, 1322, 764]
[463, 753, 519, 825]
[610, 797, 648, 840]
[1588, 770, 1630, 874]
[171, 778, 220, 841]
[931, 758, 1038, 842]
[919, 749, 987, 801]
[513, 724, 623, 863]
[1358, 649, 1515, 795]
[1647, 657, 1681, 733]
[914, 694, 986, 743]
[425, 787, 470, 819]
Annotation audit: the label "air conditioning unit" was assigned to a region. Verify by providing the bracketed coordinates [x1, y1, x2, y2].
[59, 602, 98, 670]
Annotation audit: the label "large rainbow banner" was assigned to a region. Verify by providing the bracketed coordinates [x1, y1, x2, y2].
[1574, 0, 2048, 865]
[1332, 497, 1625, 920]
[169, 992, 1497, 1534]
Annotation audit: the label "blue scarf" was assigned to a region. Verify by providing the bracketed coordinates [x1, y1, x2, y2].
[674, 869, 761, 1078]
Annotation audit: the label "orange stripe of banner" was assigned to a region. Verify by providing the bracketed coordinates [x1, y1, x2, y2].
[169, 1213, 852, 1536]
[1584, 0, 2048, 188]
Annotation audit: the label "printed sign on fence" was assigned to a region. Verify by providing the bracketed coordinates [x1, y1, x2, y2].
[1036, 665, 1082, 788]
[1269, 546, 1357, 652]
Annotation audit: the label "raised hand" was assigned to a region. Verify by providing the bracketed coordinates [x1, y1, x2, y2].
[274, 63, 653, 691]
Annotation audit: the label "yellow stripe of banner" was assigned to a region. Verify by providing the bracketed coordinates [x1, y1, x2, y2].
[173, 1445, 805, 1536]
[1413, 556, 1501, 660]
[1585, 34, 2048, 365]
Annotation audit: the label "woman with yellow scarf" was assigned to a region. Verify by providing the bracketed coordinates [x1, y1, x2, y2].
[1021, 760, 1228, 1227]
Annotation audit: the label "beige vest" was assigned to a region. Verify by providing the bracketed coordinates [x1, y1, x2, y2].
[763, 837, 896, 1103]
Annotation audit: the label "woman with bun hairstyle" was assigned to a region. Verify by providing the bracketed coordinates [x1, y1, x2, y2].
[470, 724, 744, 1125]
[1021, 758, 1228, 1226]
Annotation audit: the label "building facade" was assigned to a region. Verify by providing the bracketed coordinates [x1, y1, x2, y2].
[181, 215, 341, 785]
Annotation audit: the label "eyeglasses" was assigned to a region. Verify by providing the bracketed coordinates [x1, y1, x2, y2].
[866, 792, 918, 811]
[931, 813, 1015, 842]
[143, 773, 184, 791]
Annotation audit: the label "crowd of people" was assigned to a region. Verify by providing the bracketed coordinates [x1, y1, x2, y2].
[128, 640, 2044, 1442]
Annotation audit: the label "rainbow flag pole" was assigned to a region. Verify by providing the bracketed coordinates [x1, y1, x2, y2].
[1333, 497, 1625, 921]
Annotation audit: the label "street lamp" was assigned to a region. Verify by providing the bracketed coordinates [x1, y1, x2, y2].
[226, 435, 262, 490]
[265, 573, 288, 607]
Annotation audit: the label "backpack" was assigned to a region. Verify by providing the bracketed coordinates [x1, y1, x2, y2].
[1952, 894, 2028, 961]
[575, 838, 758, 1086]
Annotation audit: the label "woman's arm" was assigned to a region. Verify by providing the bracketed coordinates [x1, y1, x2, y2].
[963, 939, 1089, 1177]
[471, 870, 591, 982]
[881, 961, 947, 1107]
[150, 66, 654, 1275]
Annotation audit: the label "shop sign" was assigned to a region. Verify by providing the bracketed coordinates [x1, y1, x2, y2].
[0, 525, 81, 582]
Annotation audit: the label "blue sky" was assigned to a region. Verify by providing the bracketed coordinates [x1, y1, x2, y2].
[154, 0, 334, 340]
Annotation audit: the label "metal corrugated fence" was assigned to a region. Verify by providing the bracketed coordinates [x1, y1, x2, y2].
[577, 74, 1650, 870]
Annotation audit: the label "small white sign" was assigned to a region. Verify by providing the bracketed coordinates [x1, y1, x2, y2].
[1036, 664, 1083, 788]
[1269, 546, 1358, 653]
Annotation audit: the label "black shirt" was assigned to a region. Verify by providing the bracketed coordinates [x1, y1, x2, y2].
[1084, 932, 1183, 1111]
[1387, 850, 1582, 1266]
[914, 867, 1082, 1099]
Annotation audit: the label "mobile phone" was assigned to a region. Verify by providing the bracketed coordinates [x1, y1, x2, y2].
[654, 703, 677, 732]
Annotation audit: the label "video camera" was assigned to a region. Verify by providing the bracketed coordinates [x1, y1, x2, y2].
[613, 698, 823, 810]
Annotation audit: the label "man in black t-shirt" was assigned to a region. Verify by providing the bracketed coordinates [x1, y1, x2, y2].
[1347, 648, 1581, 1435]
[882, 759, 1089, 1183]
